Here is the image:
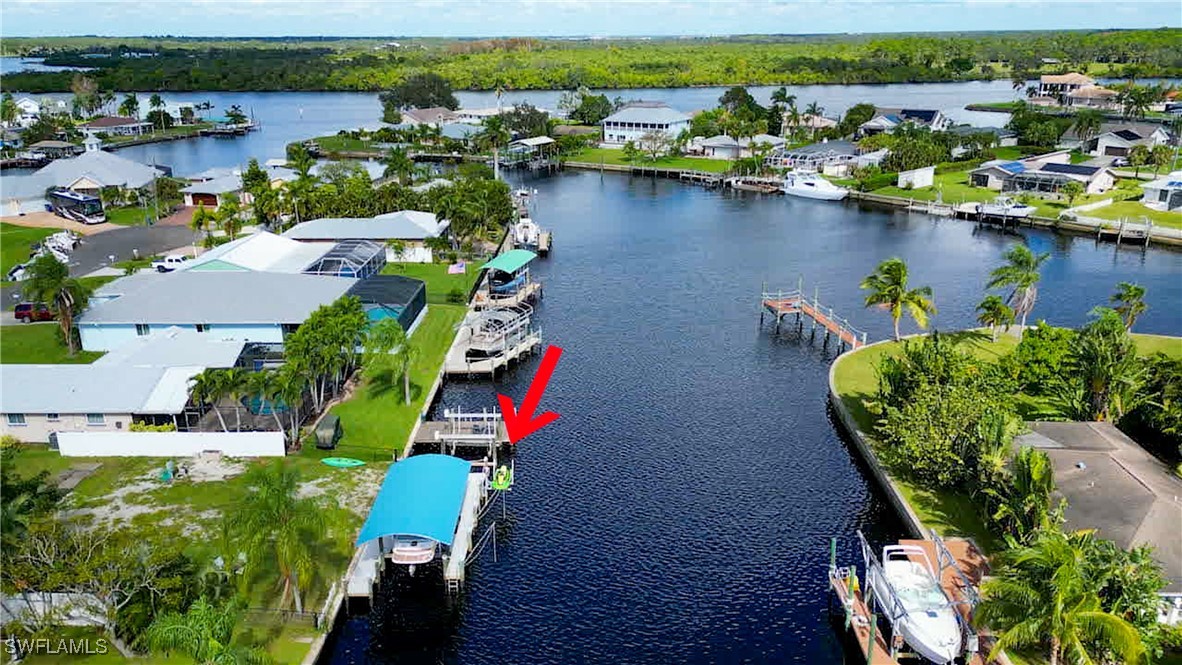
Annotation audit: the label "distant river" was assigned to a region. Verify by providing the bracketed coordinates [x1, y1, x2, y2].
[319, 170, 1182, 665]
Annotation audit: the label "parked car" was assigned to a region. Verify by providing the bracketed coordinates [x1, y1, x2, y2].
[1111, 157, 1129, 167]
[151, 255, 189, 273]
[14, 302, 53, 323]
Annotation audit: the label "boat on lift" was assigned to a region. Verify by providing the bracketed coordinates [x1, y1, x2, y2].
[863, 538, 963, 664]
[976, 195, 1035, 219]
[513, 217, 542, 251]
[781, 171, 849, 201]
[390, 535, 438, 567]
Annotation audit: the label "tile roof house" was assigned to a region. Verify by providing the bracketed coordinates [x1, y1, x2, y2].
[1065, 85, 1119, 110]
[1037, 72, 1095, 99]
[600, 102, 692, 147]
[399, 107, 457, 126]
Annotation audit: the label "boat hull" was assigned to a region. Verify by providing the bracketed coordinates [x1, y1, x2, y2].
[783, 187, 848, 201]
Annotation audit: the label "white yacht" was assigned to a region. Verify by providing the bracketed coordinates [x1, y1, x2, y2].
[513, 217, 541, 251]
[977, 196, 1036, 219]
[782, 171, 849, 201]
[868, 544, 962, 664]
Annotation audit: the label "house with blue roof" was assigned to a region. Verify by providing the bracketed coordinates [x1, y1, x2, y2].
[970, 149, 1116, 195]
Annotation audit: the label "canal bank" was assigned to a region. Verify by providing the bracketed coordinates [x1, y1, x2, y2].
[317, 169, 1181, 665]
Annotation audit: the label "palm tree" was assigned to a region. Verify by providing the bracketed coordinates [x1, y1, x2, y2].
[232, 461, 326, 614]
[859, 258, 937, 341]
[803, 101, 824, 138]
[364, 318, 416, 405]
[769, 87, 795, 108]
[118, 93, 139, 119]
[987, 244, 1051, 329]
[23, 254, 91, 355]
[271, 367, 307, 444]
[986, 446, 1059, 545]
[189, 204, 214, 249]
[1127, 144, 1150, 177]
[976, 529, 1145, 665]
[220, 368, 249, 431]
[149, 94, 165, 131]
[216, 195, 243, 241]
[189, 369, 229, 432]
[139, 598, 269, 665]
[976, 294, 1015, 342]
[1110, 282, 1147, 331]
[1070, 108, 1103, 150]
[383, 147, 415, 185]
[784, 104, 802, 141]
[479, 115, 511, 181]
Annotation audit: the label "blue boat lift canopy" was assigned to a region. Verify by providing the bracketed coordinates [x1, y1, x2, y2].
[354, 454, 472, 547]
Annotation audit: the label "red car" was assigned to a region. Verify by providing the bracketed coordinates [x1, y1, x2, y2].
[14, 303, 54, 323]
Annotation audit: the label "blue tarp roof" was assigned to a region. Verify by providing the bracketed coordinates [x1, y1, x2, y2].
[354, 454, 471, 546]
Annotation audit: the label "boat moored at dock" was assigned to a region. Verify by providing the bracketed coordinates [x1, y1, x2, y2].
[782, 171, 849, 201]
[976, 195, 1035, 219]
[474, 249, 542, 309]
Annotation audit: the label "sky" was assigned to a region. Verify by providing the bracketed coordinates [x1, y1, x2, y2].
[0, 0, 1177, 38]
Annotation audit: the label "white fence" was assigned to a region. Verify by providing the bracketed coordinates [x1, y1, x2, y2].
[56, 431, 285, 457]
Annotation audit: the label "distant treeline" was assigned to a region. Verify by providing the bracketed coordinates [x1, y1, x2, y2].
[3, 30, 1180, 93]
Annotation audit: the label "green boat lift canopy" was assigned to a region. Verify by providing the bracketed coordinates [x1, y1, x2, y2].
[354, 454, 472, 547]
[481, 249, 537, 274]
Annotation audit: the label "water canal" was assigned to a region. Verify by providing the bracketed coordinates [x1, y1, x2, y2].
[321, 170, 1182, 665]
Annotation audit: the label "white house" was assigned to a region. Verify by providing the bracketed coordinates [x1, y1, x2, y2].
[1065, 85, 1119, 110]
[1092, 126, 1171, 158]
[600, 102, 691, 147]
[14, 97, 41, 127]
[399, 107, 456, 126]
[283, 211, 450, 263]
[77, 271, 358, 351]
[1037, 72, 1095, 99]
[857, 108, 952, 136]
[78, 115, 151, 137]
[1141, 171, 1182, 211]
[698, 135, 742, 159]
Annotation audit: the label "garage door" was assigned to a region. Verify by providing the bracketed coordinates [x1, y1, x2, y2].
[1104, 146, 1128, 157]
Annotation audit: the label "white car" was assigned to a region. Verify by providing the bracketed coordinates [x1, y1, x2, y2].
[151, 255, 189, 273]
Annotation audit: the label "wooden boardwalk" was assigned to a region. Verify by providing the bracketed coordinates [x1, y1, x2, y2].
[761, 288, 867, 351]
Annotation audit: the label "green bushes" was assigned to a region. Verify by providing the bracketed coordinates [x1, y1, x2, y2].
[856, 171, 898, 192]
[1001, 321, 1077, 394]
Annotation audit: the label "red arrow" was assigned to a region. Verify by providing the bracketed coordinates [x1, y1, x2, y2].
[497, 345, 563, 444]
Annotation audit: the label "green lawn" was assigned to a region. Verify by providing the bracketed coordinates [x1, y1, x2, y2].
[568, 146, 734, 173]
[1, 223, 60, 278]
[1081, 200, 1182, 230]
[831, 330, 1182, 552]
[382, 261, 481, 304]
[101, 122, 212, 145]
[0, 324, 104, 364]
[330, 304, 466, 456]
[305, 134, 380, 154]
[104, 206, 156, 226]
[873, 170, 1112, 219]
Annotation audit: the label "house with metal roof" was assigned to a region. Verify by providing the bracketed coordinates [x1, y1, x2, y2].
[1141, 171, 1182, 212]
[858, 108, 951, 137]
[77, 271, 357, 351]
[283, 211, 449, 263]
[185, 232, 336, 274]
[399, 107, 457, 126]
[0, 365, 204, 443]
[93, 326, 248, 369]
[33, 149, 166, 192]
[600, 102, 691, 147]
[1092, 125, 1171, 158]
[695, 133, 786, 160]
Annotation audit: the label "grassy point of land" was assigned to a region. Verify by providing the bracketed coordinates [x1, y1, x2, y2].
[1080, 200, 1182, 230]
[381, 261, 481, 304]
[567, 147, 734, 173]
[831, 329, 1182, 552]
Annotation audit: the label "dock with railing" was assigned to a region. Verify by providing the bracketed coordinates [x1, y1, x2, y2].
[760, 284, 867, 352]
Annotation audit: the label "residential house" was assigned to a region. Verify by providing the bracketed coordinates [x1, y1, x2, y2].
[77, 270, 359, 351]
[796, 113, 838, 133]
[1092, 126, 1171, 158]
[182, 173, 244, 207]
[32, 150, 166, 195]
[452, 104, 552, 125]
[857, 108, 952, 136]
[283, 211, 450, 263]
[0, 128, 22, 150]
[697, 135, 742, 160]
[14, 97, 41, 126]
[600, 102, 692, 147]
[1141, 171, 1182, 212]
[1059, 121, 1170, 152]
[972, 156, 1115, 195]
[399, 107, 457, 126]
[1037, 72, 1095, 99]
[969, 149, 1074, 190]
[78, 115, 151, 137]
[1065, 85, 1119, 110]
[26, 140, 80, 160]
[947, 124, 1018, 148]
[764, 139, 885, 176]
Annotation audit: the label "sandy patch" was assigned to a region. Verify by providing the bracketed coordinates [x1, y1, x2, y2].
[0, 212, 114, 236]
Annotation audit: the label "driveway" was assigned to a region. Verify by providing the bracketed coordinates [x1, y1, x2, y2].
[67, 224, 197, 276]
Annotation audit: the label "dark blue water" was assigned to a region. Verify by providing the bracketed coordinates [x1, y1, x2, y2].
[321, 171, 1182, 665]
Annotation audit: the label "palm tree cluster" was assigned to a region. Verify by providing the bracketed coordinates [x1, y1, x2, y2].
[860, 257, 937, 341]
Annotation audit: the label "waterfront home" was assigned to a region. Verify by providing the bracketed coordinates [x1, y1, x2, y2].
[794, 113, 839, 134]
[1141, 171, 1182, 211]
[1036, 72, 1095, 99]
[283, 211, 450, 263]
[1, 150, 167, 213]
[26, 139, 80, 159]
[972, 158, 1115, 195]
[400, 107, 457, 126]
[0, 364, 204, 443]
[764, 139, 885, 176]
[946, 124, 1018, 148]
[698, 134, 742, 159]
[452, 105, 550, 125]
[182, 173, 244, 207]
[1091, 126, 1171, 158]
[1065, 85, 1120, 110]
[600, 102, 692, 147]
[184, 231, 385, 279]
[77, 270, 358, 351]
[1015, 421, 1182, 623]
[857, 108, 951, 136]
[969, 149, 1073, 189]
[13, 97, 41, 126]
[78, 115, 152, 137]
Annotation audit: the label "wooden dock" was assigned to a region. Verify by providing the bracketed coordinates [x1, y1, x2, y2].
[761, 287, 867, 351]
[444, 472, 490, 593]
[830, 536, 996, 665]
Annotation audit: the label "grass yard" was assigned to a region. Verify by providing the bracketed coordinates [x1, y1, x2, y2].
[330, 303, 466, 456]
[382, 261, 481, 304]
[568, 146, 734, 173]
[1, 222, 60, 278]
[830, 329, 1182, 552]
[872, 170, 1112, 219]
[306, 134, 381, 154]
[104, 206, 156, 226]
[0, 324, 104, 364]
[1080, 200, 1182, 230]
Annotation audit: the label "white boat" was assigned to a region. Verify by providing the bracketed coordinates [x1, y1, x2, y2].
[976, 196, 1036, 219]
[781, 171, 848, 201]
[868, 544, 962, 664]
[513, 217, 541, 251]
[389, 535, 437, 566]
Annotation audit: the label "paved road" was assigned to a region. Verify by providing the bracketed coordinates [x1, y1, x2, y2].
[68, 225, 196, 277]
